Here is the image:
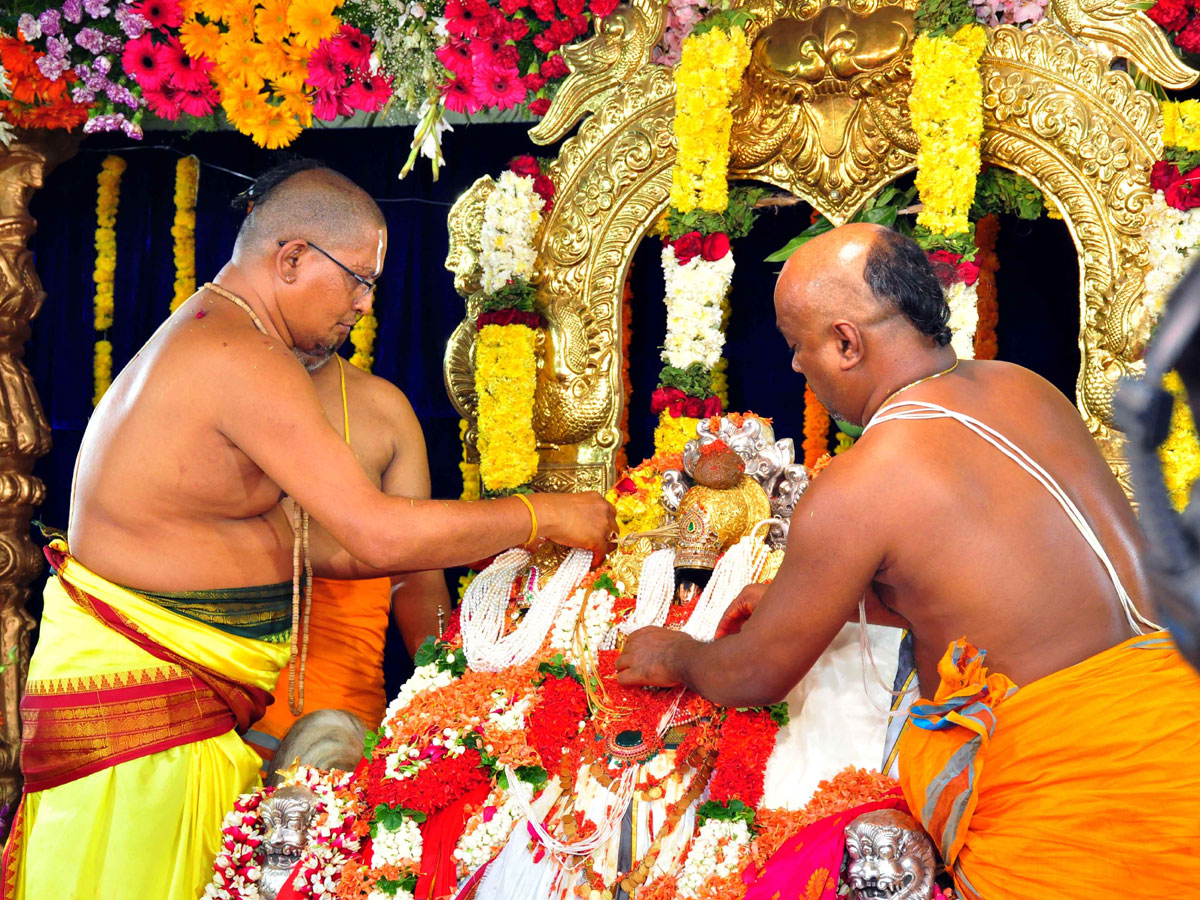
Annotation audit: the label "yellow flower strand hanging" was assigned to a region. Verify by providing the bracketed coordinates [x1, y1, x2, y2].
[1162, 100, 1200, 153]
[1160, 372, 1200, 512]
[171, 155, 199, 313]
[93, 154, 125, 406]
[475, 323, 540, 491]
[349, 312, 378, 372]
[670, 25, 751, 214]
[908, 24, 985, 238]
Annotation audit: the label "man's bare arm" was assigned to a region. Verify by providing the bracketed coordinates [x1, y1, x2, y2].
[219, 338, 614, 570]
[615, 453, 888, 706]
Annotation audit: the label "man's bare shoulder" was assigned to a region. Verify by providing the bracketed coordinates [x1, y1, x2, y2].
[343, 363, 421, 434]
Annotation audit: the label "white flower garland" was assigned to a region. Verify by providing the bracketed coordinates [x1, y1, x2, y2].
[549, 586, 587, 658]
[382, 660, 460, 738]
[675, 818, 753, 898]
[453, 786, 526, 877]
[371, 816, 424, 872]
[946, 279, 979, 361]
[661, 244, 736, 370]
[581, 587, 617, 652]
[479, 170, 545, 293]
[1143, 190, 1200, 321]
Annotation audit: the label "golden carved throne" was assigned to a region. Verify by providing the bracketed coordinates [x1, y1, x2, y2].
[445, 0, 1195, 497]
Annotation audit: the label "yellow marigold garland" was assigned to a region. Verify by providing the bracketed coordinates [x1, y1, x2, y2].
[1160, 372, 1200, 512]
[475, 323, 539, 491]
[670, 25, 751, 214]
[604, 464, 667, 537]
[458, 418, 480, 502]
[1162, 100, 1200, 153]
[93, 154, 125, 406]
[654, 410, 701, 457]
[909, 24, 985, 238]
[349, 313, 378, 372]
[170, 155, 199, 313]
[802, 383, 830, 470]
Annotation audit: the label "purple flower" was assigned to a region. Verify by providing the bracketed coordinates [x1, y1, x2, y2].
[46, 35, 72, 60]
[71, 84, 96, 104]
[84, 0, 113, 15]
[107, 81, 139, 110]
[36, 54, 67, 82]
[75, 27, 106, 53]
[39, 8, 63, 36]
[93, 54, 112, 75]
[63, 0, 84, 24]
[16, 13, 41, 41]
[120, 118, 143, 140]
[103, 35, 125, 53]
[114, 4, 149, 38]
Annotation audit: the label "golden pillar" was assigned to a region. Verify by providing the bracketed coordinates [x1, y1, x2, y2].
[0, 130, 76, 806]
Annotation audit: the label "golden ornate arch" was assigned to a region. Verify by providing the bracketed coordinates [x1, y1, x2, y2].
[446, 0, 1184, 496]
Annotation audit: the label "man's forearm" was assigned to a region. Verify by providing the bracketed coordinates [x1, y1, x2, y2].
[667, 631, 792, 708]
[392, 570, 452, 656]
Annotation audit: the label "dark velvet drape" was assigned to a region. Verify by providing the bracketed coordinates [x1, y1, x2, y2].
[25, 123, 1082, 691]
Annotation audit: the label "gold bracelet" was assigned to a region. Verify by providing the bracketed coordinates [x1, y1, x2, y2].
[514, 493, 538, 549]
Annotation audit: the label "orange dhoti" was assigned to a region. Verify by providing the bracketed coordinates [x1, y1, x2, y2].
[898, 632, 1200, 899]
[245, 575, 391, 763]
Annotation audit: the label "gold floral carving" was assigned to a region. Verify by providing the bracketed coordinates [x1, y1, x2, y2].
[730, 0, 920, 224]
[445, 3, 1162, 496]
[979, 25, 1161, 494]
[0, 130, 75, 805]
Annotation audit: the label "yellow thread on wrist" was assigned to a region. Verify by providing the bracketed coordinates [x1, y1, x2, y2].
[514, 493, 538, 549]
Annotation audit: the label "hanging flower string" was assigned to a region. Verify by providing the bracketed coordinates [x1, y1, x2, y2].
[93, 154, 124, 407]
[170, 154, 198, 313]
[349, 309, 378, 372]
[802, 383, 830, 471]
[616, 269, 635, 475]
[973, 213, 1000, 360]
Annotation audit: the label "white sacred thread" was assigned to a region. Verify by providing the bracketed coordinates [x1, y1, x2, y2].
[620, 548, 676, 636]
[462, 548, 593, 672]
[682, 520, 781, 642]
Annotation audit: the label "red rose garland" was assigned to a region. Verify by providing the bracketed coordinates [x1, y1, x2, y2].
[973, 213, 1000, 361]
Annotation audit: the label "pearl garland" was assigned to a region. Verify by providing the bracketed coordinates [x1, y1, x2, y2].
[682, 521, 778, 642]
[620, 548, 676, 636]
[462, 548, 593, 672]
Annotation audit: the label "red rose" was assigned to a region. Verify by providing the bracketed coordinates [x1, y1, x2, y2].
[540, 54, 569, 78]
[927, 249, 962, 267]
[533, 31, 555, 51]
[1176, 19, 1200, 52]
[1149, 0, 1190, 32]
[1165, 168, 1200, 210]
[571, 13, 590, 35]
[681, 397, 706, 418]
[523, 71, 547, 92]
[956, 260, 980, 286]
[702, 395, 722, 418]
[529, 0, 556, 20]
[589, 0, 619, 16]
[926, 249, 961, 288]
[528, 97, 551, 115]
[506, 16, 531, 39]
[532, 173, 555, 210]
[650, 386, 686, 413]
[546, 18, 577, 45]
[1152, 159, 1183, 192]
[558, 0, 585, 15]
[672, 231, 703, 264]
[615, 477, 638, 495]
[509, 154, 541, 177]
[700, 232, 730, 261]
[477, 309, 542, 328]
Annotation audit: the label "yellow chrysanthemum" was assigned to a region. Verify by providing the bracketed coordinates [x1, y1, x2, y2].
[245, 104, 304, 149]
[216, 39, 266, 88]
[670, 26, 751, 214]
[654, 411, 701, 457]
[287, 0, 341, 50]
[475, 323, 539, 491]
[94, 340, 113, 408]
[254, 0, 293, 44]
[180, 19, 222, 61]
[908, 24, 985, 238]
[1161, 372, 1200, 511]
[171, 155, 199, 313]
[1162, 100, 1200, 153]
[604, 465, 667, 536]
[349, 313, 377, 371]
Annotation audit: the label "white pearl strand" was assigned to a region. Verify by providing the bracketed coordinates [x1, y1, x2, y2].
[462, 547, 593, 673]
[619, 548, 676, 636]
[682, 521, 779, 642]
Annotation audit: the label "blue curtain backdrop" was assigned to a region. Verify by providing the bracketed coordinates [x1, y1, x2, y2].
[25, 123, 1082, 691]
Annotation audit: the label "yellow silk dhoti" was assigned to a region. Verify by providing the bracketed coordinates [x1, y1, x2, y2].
[898, 632, 1200, 899]
[2, 543, 290, 900]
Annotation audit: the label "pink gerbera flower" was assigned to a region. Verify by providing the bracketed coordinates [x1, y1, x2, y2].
[155, 35, 188, 83]
[179, 81, 217, 116]
[441, 74, 483, 114]
[121, 33, 166, 89]
[473, 65, 527, 110]
[311, 88, 341, 120]
[143, 79, 183, 119]
[470, 34, 519, 71]
[343, 73, 391, 112]
[435, 38, 473, 76]
[444, 0, 482, 37]
[170, 52, 213, 92]
[132, 0, 181, 31]
[330, 25, 372, 71]
[306, 40, 345, 92]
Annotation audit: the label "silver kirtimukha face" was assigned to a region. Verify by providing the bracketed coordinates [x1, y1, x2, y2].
[844, 809, 936, 900]
[259, 784, 318, 900]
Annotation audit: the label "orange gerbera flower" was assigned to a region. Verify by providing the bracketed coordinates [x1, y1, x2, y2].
[251, 40, 292, 82]
[220, 77, 269, 128]
[254, 0, 292, 43]
[246, 104, 303, 149]
[286, 0, 340, 49]
[222, 0, 257, 39]
[179, 19, 222, 61]
[216, 38, 265, 87]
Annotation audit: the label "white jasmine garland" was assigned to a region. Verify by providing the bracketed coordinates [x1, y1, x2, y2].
[371, 816, 424, 871]
[581, 588, 616, 652]
[382, 662, 458, 738]
[661, 244, 736, 370]
[453, 787, 525, 876]
[1143, 190, 1200, 321]
[479, 170, 546, 293]
[675, 818, 753, 898]
[487, 693, 533, 732]
[945, 279, 979, 361]
[549, 587, 586, 657]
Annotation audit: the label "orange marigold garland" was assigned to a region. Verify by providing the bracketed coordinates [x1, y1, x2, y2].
[802, 383, 830, 470]
[973, 213, 1000, 361]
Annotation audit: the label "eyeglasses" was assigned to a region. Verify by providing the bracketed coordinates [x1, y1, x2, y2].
[279, 240, 378, 298]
